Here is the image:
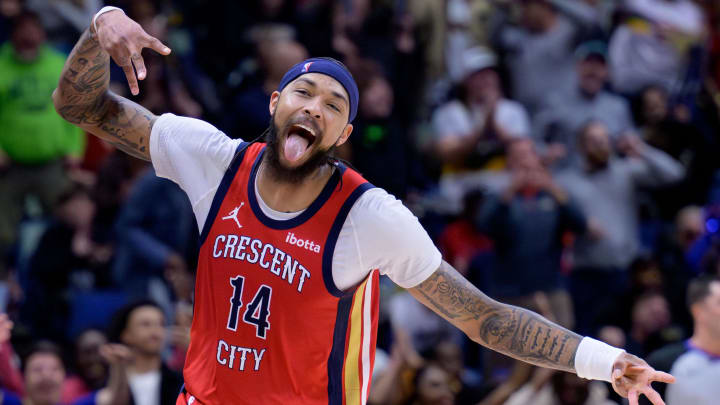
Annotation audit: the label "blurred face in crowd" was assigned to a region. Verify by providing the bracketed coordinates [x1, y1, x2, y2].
[433, 341, 463, 378]
[551, 373, 590, 405]
[507, 139, 541, 171]
[261, 40, 308, 83]
[267, 72, 353, 182]
[121, 306, 166, 356]
[24, 353, 65, 405]
[675, 206, 704, 251]
[522, 0, 554, 32]
[76, 330, 108, 386]
[642, 86, 669, 125]
[465, 68, 501, 106]
[693, 281, 720, 338]
[577, 56, 608, 97]
[360, 76, 393, 119]
[632, 293, 671, 338]
[580, 122, 611, 168]
[414, 365, 454, 405]
[11, 15, 46, 62]
[57, 191, 96, 230]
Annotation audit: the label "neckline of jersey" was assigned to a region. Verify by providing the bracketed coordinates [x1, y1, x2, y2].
[247, 146, 344, 230]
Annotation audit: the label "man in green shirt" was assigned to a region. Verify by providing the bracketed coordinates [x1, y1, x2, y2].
[0, 11, 85, 275]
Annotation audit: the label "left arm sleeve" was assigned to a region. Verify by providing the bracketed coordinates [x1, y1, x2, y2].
[627, 144, 685, 187]
[348, 188, 441, 289]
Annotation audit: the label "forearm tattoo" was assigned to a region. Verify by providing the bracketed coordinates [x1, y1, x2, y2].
[54, 29, 154, 161]
[411, 262, 581, 372]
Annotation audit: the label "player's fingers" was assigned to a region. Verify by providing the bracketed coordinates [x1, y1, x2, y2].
[628, 389, 639, 405]
[651, 371, 676, 384]
[641, 387, 665, 405]
[131, 52, 147, 80]
[145, 35, 171, 55]
[120, 63, 139, 95]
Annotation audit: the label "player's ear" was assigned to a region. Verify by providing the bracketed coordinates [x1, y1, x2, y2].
[335, 124, 353, 147]
[269, 91, 280, 115]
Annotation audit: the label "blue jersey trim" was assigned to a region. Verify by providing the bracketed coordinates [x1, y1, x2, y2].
[327, 294, 353, 405]
[321, 181, 375, 298]
[246, 147, 343, 230]
[198, 142, 249, 247]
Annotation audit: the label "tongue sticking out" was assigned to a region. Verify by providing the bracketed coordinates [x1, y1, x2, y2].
[284, 134, 309, 162]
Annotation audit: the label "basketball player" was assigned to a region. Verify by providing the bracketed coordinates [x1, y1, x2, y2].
[51, 7, 675, 405]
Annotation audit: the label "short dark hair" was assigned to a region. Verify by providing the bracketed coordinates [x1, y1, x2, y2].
[107, 300, 163, 344]
[22, 341, 64, 374]
[687, 275, 720, 309]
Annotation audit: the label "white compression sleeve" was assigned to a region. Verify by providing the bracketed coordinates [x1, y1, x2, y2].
[92, 6, 124, 32]
[574, 337, 626, 382]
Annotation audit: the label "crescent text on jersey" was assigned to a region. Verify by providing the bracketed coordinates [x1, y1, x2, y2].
[212, 234, 312, 293]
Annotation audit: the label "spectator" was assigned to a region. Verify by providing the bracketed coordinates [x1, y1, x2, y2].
[432, 47, 530, 169]
[609, 0, 705, 96]
[533, 41, 635, 168]
[106, 301, 183, 405]
[0, 11, 85, 277]
[227, 32, 308, 139]
[25, 0, 101, 52]
[63, 330, 109, 404]
[503, 370, 617, 405]
[1, 340, 129, 405]
[641, 275, 720, 405]
[636, 85, 718, 216]
[345, 60, 411, 198]
[430, 341, 484, 405]
[23, 184, 111, 345]
[556, 121, 684, 334]
[404, 364, 455, 405]
[492, 0, 599, 114]
[112, 169, 197, 316]
[476, 139, 584, 328]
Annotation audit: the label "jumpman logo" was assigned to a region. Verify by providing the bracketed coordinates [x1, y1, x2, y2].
[222, 203, 244, 229]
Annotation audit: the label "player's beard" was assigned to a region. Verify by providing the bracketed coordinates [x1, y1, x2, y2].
[264, 115, 336, 185]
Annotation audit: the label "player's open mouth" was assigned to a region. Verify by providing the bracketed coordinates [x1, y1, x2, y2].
[284, 123, 317, 163]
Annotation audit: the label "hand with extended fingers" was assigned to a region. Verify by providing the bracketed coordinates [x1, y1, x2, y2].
[91, 9, 171, 95]
[611, 352, 675, 405]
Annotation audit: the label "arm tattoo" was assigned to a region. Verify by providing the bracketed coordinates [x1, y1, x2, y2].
[409, 262, 581, 372]
[53, 29, 154, 161]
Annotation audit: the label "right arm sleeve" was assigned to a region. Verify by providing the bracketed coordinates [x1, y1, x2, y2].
[150, 113, 243, 229]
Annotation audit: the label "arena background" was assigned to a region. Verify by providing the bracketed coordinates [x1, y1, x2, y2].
[1, 0, 719, 404]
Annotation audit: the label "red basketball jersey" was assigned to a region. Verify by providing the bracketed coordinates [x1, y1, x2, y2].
[181, 143, 380, 405]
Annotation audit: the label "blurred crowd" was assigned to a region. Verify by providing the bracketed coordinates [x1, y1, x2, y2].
[1, 0, 720, 405]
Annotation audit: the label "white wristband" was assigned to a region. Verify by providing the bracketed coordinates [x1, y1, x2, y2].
[574, 337, 625, 382]
[93, 6, 124, 32]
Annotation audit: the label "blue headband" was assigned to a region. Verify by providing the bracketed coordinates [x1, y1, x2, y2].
[278, 58, 358, 123]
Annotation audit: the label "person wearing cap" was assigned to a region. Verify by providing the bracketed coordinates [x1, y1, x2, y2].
[533, 40, 635, 168]
[52, 7, 674, 405]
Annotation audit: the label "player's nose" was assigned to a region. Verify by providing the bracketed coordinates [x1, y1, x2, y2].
[303, 98, 322, 119]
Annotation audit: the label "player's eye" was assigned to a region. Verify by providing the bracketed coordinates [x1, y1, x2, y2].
[296, 89, 310, 96]
[327, 103, 340, 112]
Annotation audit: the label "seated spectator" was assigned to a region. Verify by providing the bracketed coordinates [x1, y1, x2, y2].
[112, 169, 197, 315]
[22, 184, 111, 346]
[503, 370, 618, 405]
[492, 0, 600, 114]
[533, 41, 635, 168]
[556, 121, 684, 334]
[609, 0, 705, 96]
[430, 341, 484, 405]
[404, 364, 455, 405]
[62, 330, 109, 404]
[432, 47, 530, 170]
[0, 10, 85, 279]
[1, 340, 129, 405]
[641, 275, 720, 405]
[106, 301, 183, 405]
